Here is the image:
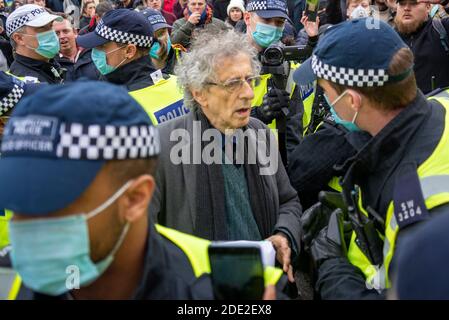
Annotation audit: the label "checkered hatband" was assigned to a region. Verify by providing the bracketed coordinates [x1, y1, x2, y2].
[247, 0, 268, 11]
[95, 23, 153, 48]
[6, 15, 31, 36]
[311, 55, 390, 87]
[0, 85, 25, 116]
[56, 123, 160, 160]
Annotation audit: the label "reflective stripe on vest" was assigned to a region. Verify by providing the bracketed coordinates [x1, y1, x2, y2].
[347, 92, 449, 290]
[0, 209, 12, 250]
[327, 176, 343, 192]
[0, 268, 21, 300]
[155, 224, 211, 277]
[129, 76, 185, 125]
[155, 224, 283, 286]
[252, 65, 316, 137]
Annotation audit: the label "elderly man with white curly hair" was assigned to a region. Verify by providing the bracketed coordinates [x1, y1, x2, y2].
[150, 27, 302, 283]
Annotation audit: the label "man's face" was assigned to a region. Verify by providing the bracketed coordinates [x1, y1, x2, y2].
[14, 23, 54, 59]
[95, 41, 129, 68]
[247, 12, 285, 30]
[0, 0, 5, 9]
[318, 79, 356, 122]
[193, 53, 255, 133]
[244, 13, 285, 49]
[395, 0, 430, 34]
[346, 0, 370, 18]
[147, 0, 162, 10]
[187, 0, 206, 14]
[53, 20, 77, 54]
[12, 164, 133, 265]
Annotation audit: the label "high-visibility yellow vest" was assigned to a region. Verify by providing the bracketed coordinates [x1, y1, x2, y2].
[252, 64, 316, 136]
[0, 209, 12, 250]
[129, 75, 185, 125]
[0, 209, 23, 301]
[0, 267, 22, 300]
[3, 224, 283, 299]
[347, 90, 449, 290]
[155, 224, 284, 287]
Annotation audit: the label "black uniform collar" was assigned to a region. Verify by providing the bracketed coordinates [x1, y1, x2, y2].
[132, 223, 174, 299]
[14, 53, 64, 82]
[105, 55, 159, 91]
[133, 224, 214, 300]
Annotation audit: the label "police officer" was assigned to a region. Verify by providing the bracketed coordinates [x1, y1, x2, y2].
[0, 81, 284, 300]
[294, 18, 449, 299]
[244, 0, 315, 162]
[0, 71, 41, 300]
[6, 4, 64, 83]
[76, 9, 185, 125]
[141, 8, 176, 75]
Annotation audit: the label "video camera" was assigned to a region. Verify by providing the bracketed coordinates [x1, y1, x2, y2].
[261, 43, 312, 67]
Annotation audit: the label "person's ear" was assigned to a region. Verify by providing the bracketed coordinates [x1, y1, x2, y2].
[347, 89, 362, 113]
[192, 88, 209, 108]
[125, 44, 137, 59]
[244, 11, 252, 27]
[12, 32, 25, 46]
[118, 175, 155, 223]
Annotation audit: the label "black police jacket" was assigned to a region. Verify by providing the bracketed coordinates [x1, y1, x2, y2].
[398, 18, 449, 94]
[287, 121, 361, 209]
[315, 91, 449, 299]
[55, 49, 101, 82]
[9, 54, 64, 84]
[105, 55, 159, 91]
[23, 224, 215, 300]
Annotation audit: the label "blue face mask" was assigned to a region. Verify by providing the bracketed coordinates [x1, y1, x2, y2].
[8, 181, 133, 296]
[91, 46, 126, 75]
[324, 91, 361, 132]
[251, 22, 283, 48]
[24, 30, 60, 59]
[150, 37, 171, 59]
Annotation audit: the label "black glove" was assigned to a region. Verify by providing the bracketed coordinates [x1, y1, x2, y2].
[300, 202, 337, 250]
[253, 88, 290, 124]
[310, 210, 347, 267]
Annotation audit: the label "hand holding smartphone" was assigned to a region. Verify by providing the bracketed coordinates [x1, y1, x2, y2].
[305, 0, 320, 21]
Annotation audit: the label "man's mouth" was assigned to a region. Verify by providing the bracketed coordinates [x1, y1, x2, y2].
[235, 107, 251, 116]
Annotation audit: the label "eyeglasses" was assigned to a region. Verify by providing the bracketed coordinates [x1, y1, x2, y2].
[205, 75, 261, 92]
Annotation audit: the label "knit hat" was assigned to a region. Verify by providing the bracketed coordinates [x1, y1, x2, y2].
[227, 0, 245, 16]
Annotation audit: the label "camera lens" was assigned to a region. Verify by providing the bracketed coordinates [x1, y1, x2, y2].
[263, 46, 283, 66]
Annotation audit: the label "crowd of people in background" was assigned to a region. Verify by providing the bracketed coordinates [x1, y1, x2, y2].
[0, 0, 449, 302]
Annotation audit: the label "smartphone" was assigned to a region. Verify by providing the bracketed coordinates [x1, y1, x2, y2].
[305, 0, 320, 21]
[208, 245, 265, 300]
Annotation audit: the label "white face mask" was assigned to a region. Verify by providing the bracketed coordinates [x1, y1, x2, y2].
[350, 5, 371, 19]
